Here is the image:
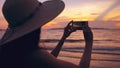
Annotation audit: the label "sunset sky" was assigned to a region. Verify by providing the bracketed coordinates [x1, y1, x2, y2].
[0, 0, 120, 29]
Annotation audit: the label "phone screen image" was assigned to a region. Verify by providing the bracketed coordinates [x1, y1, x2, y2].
[72, 21, 88, 30]
[72, 21, 83, 28]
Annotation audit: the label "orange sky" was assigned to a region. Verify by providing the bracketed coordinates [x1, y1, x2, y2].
[0, 0, 120, 29]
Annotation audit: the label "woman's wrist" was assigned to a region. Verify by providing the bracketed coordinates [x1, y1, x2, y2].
[61, 34, 67, 40]
[83, 27, 93, 42]
[84, 32, 93, 41]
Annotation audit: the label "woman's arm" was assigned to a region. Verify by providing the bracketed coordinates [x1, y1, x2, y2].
[79, 26, 93, 68]
[51, 21, 76, 57]
[51, 34, 66, 57]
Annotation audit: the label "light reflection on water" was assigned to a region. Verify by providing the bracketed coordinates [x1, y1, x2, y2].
[0, 29, 120, 49]
[41, 29, 120, 48]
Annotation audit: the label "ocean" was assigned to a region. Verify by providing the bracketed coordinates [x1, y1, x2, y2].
[40, 28, 120, 68]
[40, 28, 120, 51]
[0, 28, 120, 54]
[0, 28, 120, 67]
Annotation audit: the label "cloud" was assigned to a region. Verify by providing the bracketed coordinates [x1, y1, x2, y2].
[90, 13, 99, 15]
[89, 20, 120, 29]
[109, 15, 120, 20]
[95, 0, 120, 20]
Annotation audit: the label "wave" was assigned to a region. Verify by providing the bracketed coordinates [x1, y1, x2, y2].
[64, 46, 120, 51]
[59, 55, 120, 62]
[40, 39, 120, 43]
[48, 28, 120, 30]
[0, 28, 120, 32]
[46, 46, 120, 56]
[92, 28, 120, 30]
[0, 29, 6, 31]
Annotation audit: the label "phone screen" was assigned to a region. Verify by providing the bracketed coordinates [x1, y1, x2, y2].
[72, 21, 88, 30]
[72, 21, 83, 28]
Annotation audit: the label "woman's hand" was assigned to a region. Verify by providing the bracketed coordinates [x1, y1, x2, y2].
[63, 21, 77, 38]
[83, 24, 93, 42]
[51, 21, 77, 57]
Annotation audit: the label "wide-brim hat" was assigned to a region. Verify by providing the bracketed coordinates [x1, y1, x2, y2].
[0, 0, 65, 46]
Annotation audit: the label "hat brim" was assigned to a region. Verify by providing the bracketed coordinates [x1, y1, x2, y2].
[0, 0, 65, 46]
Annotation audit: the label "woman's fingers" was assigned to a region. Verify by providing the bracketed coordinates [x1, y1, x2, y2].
[66, 20, 73, 28]
[68, 26, 77, 33]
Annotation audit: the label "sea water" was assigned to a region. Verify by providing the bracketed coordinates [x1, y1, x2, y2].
[40, 28, 120, 51]
[0, 28, 120, 56]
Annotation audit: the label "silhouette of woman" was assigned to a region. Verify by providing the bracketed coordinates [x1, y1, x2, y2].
[0, 0, 93, 68]
[0, 21, 93, 68]
[26, 21, 93, 68]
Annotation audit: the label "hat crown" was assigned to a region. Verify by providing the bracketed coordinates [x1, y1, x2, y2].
[1, 0, 65, 45]
[2, 0, 39, 28]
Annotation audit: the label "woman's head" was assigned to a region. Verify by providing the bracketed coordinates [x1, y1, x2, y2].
[1, 0, 64, 46]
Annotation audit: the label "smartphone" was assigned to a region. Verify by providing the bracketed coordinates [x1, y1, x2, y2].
[72, 21, 88, 30]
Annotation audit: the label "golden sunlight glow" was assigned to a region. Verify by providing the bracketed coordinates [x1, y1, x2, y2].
[0, 21, 8, 29]
[43, 21, 62, 28]
[43, 0, 119, 28]
[0, 0, 120, 29]
[103, 5, 120, 21]
[44, 21, 57, 27]
[116, 23, 120, 27]
[59, 0, 115, 21]
[0, 13, 8, 29]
